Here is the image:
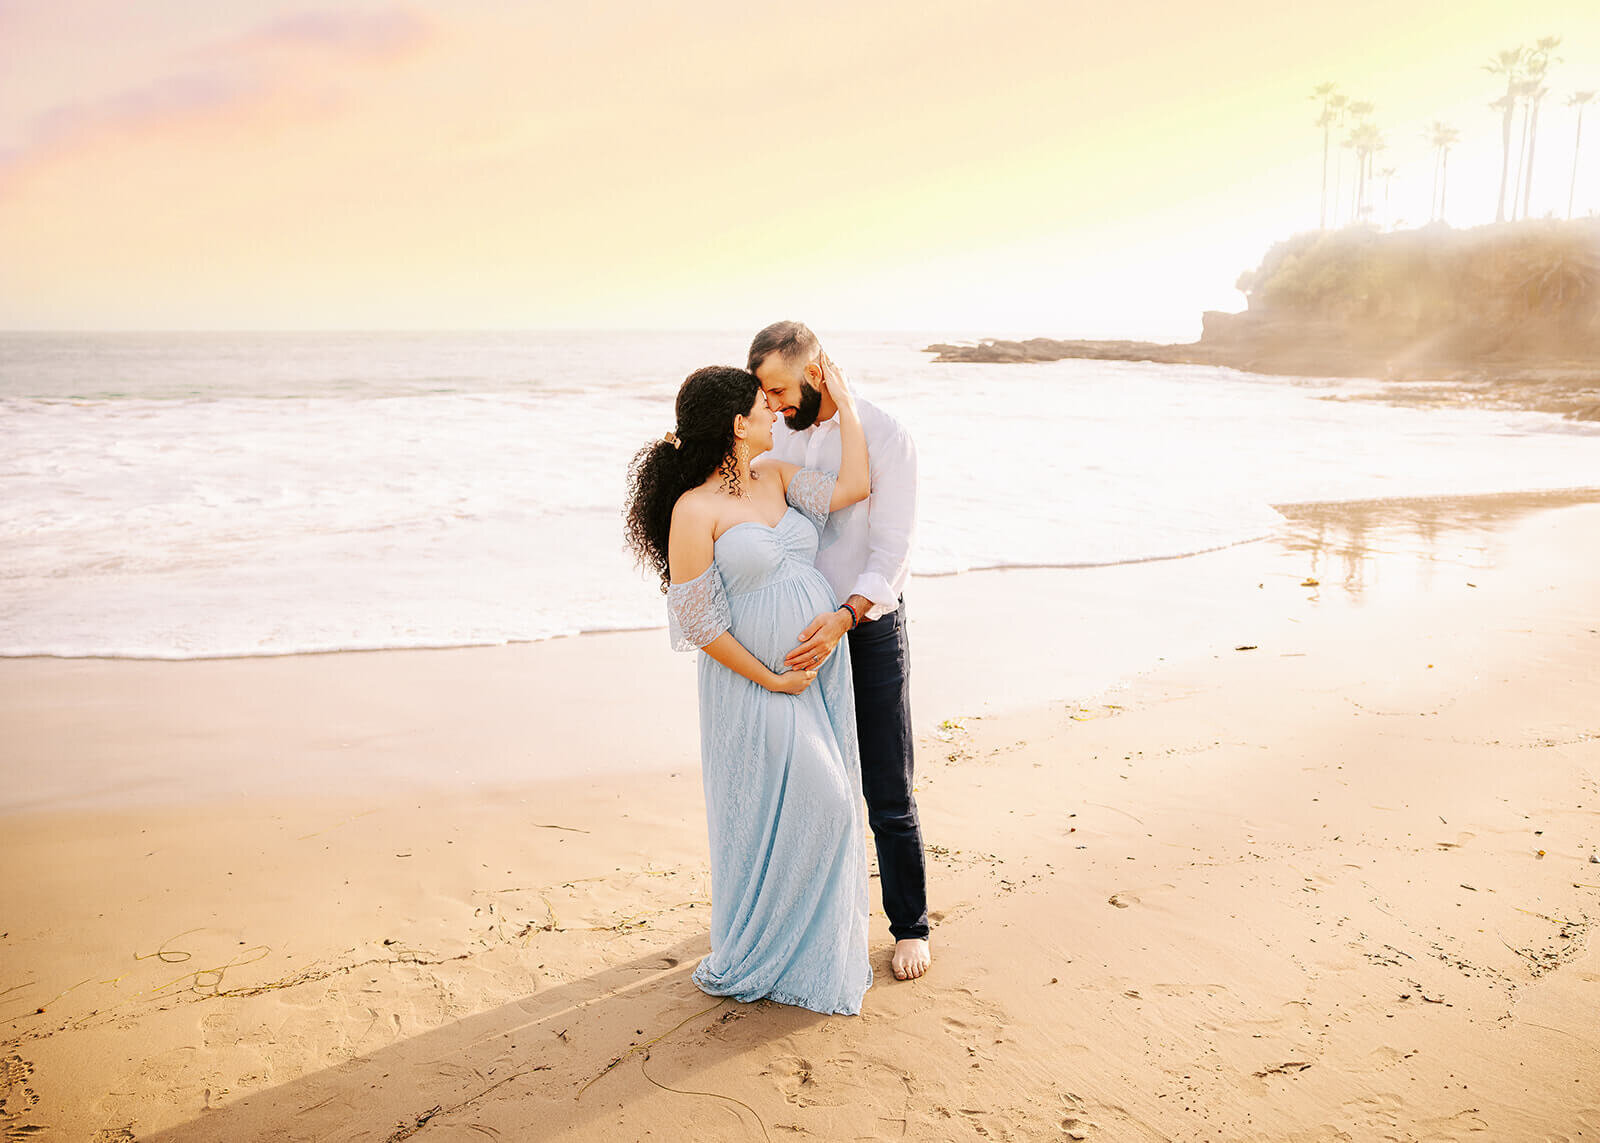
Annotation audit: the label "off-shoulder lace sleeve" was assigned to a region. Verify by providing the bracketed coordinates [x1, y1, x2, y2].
[666, 563, 731, 651]
[786, 468, 836, 531]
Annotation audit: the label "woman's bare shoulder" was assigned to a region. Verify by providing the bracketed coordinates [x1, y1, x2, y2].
[673, 484, 713, 515]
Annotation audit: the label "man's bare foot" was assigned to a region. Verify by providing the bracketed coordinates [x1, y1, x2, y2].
[891, 938, 930, 980]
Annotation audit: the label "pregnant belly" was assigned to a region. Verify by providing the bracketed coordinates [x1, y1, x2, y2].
[726, 570, 839, 672]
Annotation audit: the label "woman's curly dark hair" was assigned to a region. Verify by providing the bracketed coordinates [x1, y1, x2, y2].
[624, 365, 762, 591]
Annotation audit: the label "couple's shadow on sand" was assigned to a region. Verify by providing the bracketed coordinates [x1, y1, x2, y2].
[146, 936, 826, 1142]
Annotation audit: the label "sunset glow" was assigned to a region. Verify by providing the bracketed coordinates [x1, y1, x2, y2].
[3, 0, 1598, 336]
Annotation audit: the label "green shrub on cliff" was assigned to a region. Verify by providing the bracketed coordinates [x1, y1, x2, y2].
[1231, 220, 1600, 357]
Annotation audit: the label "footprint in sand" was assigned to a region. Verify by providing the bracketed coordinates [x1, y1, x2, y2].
[0, 1053, 36, 1101]
[1107, 883, 1174, 909]
[199, 1010, 238, 1050]
[768, 1054, 825, 1108]
[1060, 1090, 1095, 1139]
[1, 1053, 41, 1133]
[939, 1014, 998, 1065]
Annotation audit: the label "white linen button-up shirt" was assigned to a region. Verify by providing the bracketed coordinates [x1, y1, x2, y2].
[770, 395, 917, 622]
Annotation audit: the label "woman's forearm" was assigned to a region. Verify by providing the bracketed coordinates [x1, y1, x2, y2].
[833, 400, 869, 507]
[701, 631, 781, 690]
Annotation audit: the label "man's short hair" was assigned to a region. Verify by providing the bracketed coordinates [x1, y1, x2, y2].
[747, 321, 819, 374]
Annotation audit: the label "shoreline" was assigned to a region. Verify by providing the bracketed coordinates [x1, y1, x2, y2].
[2, 493, 1598, 1139]
[924, 337, 1600, 421]
[5, 485, 1599, 670]
[4, 487, 1600, 817]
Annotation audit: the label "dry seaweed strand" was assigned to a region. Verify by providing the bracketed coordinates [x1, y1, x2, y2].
[573, 992, 773, 1140]
[1, 946, 467, 1053]
[127, 926, 486, 1000]
[381, 1064, 552, 1143]
[211, 951, 472, 1000]
[577, 997, 728, 1099]
[640, 1049, 773, 1143]
[0, 977, 92, 1023]
[2, 918, 530, 1049]
[512, 897, 560, 945]
[1513, 906, 1587, 926]
[597, 899, 711, 936]
[6, 862, 698, 1046]
[134, 928, 201, 964]
[148, 946, 273, 998]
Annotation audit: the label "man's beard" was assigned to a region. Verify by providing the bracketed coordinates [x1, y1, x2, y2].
[784, 382, 824, 431]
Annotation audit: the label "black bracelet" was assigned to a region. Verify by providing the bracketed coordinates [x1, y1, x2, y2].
[836, 603, 859, 629]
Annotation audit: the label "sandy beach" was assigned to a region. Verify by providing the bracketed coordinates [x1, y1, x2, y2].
[3, 492, 1598, 1141]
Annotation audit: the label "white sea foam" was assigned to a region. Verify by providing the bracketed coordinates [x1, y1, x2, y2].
[2, 332, 1596, 658]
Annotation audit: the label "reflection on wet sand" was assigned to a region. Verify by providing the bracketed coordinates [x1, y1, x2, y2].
[1272, 487, 1600, 597]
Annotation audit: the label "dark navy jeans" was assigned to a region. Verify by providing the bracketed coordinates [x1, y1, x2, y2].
[846, 598, 929, 942]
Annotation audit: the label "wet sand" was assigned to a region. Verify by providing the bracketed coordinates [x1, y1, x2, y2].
[2, 493, 1598, 1141]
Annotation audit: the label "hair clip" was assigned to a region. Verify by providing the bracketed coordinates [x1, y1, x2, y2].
[663, 431, 681, 450]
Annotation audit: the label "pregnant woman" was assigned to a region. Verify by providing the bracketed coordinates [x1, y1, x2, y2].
[623, 360, 872, 1015]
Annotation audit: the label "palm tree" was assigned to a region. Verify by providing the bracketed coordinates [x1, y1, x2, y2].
[1520, 83, 1551, 218]
[1427, 121, 1460, 222]
[1520, 37, 1562, 219]
[1571, 91, 1596, 219]
[1330, 94, 1349, 224]
[1364, 128, 1387, 221]
[1362, 127, 1388, 222]
[1512, 78, 1538, 218]
[1344, 101, 1376, 221]
[1379, 167, 1397, 229]
[1310, 82, 1343, 229]
[1344, 119, 1383, 222]
[1485, 47, 1526, 222]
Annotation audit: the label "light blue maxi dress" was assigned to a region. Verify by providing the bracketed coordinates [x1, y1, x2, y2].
[666, 469, 872, 1015]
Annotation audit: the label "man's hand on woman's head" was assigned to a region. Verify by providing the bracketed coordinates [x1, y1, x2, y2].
[818, 351, 854, 409]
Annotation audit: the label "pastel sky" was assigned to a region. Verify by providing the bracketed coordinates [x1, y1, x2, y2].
[3, 1, 1598, 336]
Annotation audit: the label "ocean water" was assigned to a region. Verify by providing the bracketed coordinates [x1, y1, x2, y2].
[2, 330, 1596, 659]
